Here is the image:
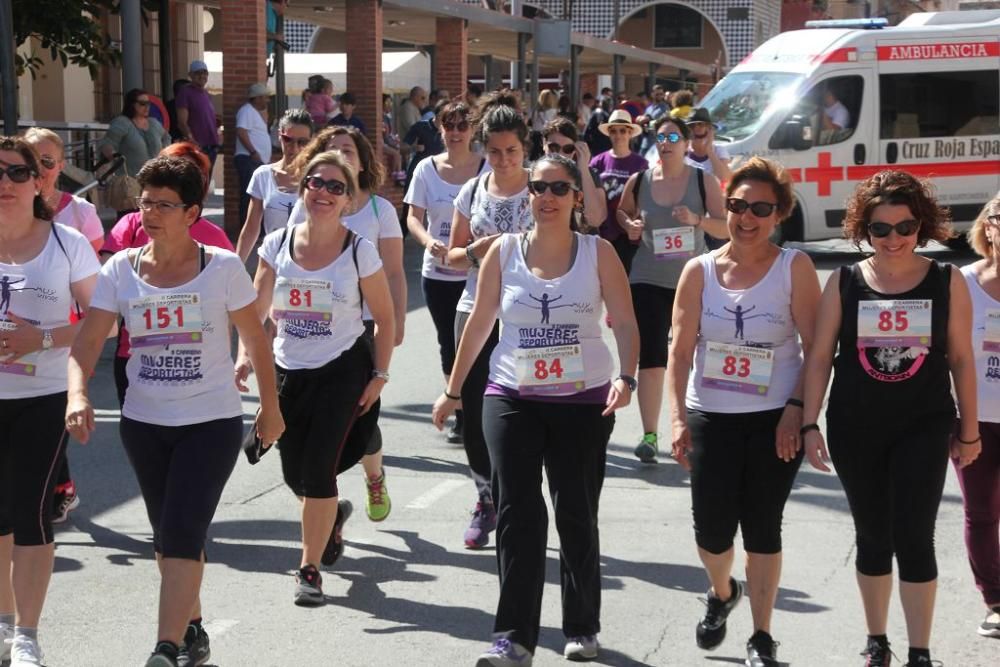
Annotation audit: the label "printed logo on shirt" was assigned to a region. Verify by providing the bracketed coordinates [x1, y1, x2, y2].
[703, 304, 785, 346]
[986, 355, 1000, 382]
[280, 319, 334, 340]
[516, 323, 581, 349]
[1, 274, 55, 312]
[856, 299, 931, 382]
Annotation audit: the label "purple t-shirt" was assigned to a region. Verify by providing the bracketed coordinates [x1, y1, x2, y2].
[175, 84, 219, 147]
[589, 151, 648, 241]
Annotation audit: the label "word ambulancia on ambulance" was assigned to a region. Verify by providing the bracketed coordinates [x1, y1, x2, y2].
[698, 10, 1000, 245]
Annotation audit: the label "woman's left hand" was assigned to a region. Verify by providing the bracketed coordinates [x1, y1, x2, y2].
[574, 141, 592, 167]
[602, 379, 631, 416]
[774, 405, 802, 462]
[672, 205, 702, 227]
[358, 377, 386, 415]
[951, 433, 981, 468]
[0, 312, 43, 362]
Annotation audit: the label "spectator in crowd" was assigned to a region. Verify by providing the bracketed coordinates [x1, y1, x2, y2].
[175, 60, 221, 171]
[670, 89, 695, 121]
[556, 94, 578, 127]
[820, 86, 852, 145]
[583, 101, 612, 156]
[398, 86, 427, 140]
[306, 77, 338, 127]
[425, 89, 450, 119]
[99, 88, 170, 178]
[165, 78, 190, 143]
[403, 99, 447, 181]
[465, 84, 483, 108]
[636, 85, 670, 154]
[266, 0, 288, 56]
[577, 91, 596, 131]
[618, 92, 643, 121]
[328, 92, 367, 134]
[684, 107, 733, 182]
[234, 83, 274, 228]
[598, 86, 614, 113]
[531, 89, 559, 132]
[382, 93, 405, 185]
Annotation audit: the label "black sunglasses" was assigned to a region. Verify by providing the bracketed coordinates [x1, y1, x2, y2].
[726, 198, 778, 217]
[304, 175, 347, 196]
[441, 120, 470, 132]
[869, 219, 919, 238]
[528, 180, 577, 197]
[39, 156, 58, 170]
[0, 164, 34, 183]
[545, 143, 576, 155]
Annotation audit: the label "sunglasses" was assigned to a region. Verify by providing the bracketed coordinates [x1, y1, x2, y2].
[0, 164, 34, 183]
[528, 180, 577, 197]
[656, 132, 683, 144]
[726, 198, 778, 217]
[304, 175, 347, 196]
[39, 156, 58, 170]
[134, 197, 190, 213]
[986, 214, 1000, 225]
[545, 143, 576, 155]
[869, 219, 919, 238]
[607, 126, 632, 135]
[280, 134, 311, 147]
[441, 120, 470, 132]
[135, 100, 150, 107]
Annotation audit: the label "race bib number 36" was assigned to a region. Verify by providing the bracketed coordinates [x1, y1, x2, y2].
[984, 309, 1000, 352]
[273, 278, 333, 322]
[700, 342, 774, 395]
[128, 293, 203, 348]
[514, 344, 585, 396]
[857, 299, 931, 347]
[653, 226, 696, 261]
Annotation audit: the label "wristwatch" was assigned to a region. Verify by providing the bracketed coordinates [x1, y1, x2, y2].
[616, 374, 638, 392]
[372, 369, 390, 382]
[465, 245, 480, 268]
[41, 329, 54, 350]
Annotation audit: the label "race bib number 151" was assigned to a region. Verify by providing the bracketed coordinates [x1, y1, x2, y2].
[128, 293, 203, 348]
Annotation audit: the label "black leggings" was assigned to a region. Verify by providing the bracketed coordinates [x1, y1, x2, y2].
[688, 409, 802, 554]
[0, 392, 68, 546]
[483, 395, 615, 652]
[421, 276, 464, 376]
[632, 283, 676, 370]
[120, 415, 243, 560]
[454, 311, 500, 497]
[276, 337, 377, 498]
[827, 412, 952, 583]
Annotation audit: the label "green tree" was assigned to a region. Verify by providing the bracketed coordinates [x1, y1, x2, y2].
[12, 0, 126, 78]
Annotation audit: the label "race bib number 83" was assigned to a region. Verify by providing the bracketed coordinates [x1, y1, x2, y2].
[700, 342, 774, 395]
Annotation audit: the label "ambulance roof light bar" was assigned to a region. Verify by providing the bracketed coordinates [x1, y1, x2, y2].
[804, 18, 890, 30]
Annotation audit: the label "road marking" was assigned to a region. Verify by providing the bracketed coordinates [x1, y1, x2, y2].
[202, 619, 239, 638]
[404, 479, 466, 509]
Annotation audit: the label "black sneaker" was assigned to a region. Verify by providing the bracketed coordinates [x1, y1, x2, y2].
[320, 499, 353, 566]
[294, 564, 325, 606]
[745, 630, 779, 667]
[145, 641, 180, 667]
[176, 623, 210, 666]
[696, 577, 744, 650]
[447, 410, 464, 444]
[903, 656, 942, 667]
[861, 635, 893, 667]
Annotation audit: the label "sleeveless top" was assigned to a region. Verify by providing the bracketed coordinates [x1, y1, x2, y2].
[686, 248, 803, 413]
[961, 264, 1000, 423]
[488, 233, 613, 401]
[630, 166, 707, 290]
[828, 260, 955, 421]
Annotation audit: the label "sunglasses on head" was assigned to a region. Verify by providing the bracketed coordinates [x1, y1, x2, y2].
[545, 143, 576, 156]
[726, 198, 778, 217]
[280, 133, 311, 147]
[986, 214, 1000, 225]
[528, 180, 577, 197]
[0, 164, 34, 183]
[39, 156, 58, 170]
[868, 219, 919, 238]
[441, 120, 470, 132]
[656, 132, 683, 144]
[304, 175, 347, 196]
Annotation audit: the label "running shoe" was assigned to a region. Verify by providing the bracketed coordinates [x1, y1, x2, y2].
[463, 495, 497, 549]
[861, 635, 893, 667]
[365, 469, 391, 522]
[294, 564, 325, 607]
[902, 657, 942, 667]
[475, 638, 533, 666]
[51, 484, 80, 524]
[696, 577, 744, 650]
[145, 641, 179, 667]
[321, 499, 353, 566]
[634, 433, 658, 463]
[447, 410, 464, 444]
[1, 622, 12, 662]
[177, 622, 210, 667]
[8, 635, 43, 667]
[745, 630, 779, 667]
[564, 635, 599, 661]
[978, 606, 1000, 638]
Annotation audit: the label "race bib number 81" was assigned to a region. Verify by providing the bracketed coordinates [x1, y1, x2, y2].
[273, 278, 333, 321]
[857, 299, 931, 347]
[514, 344, 585, 396]
[701, 342, 774, 395]
[128, 293, 203, 348]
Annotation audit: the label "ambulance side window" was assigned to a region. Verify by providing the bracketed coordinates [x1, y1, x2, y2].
[880, 70, 999, 139]
[770, 75, 862, 149]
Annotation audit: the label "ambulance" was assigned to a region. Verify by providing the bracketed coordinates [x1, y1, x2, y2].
[698, 10, 1000, 245]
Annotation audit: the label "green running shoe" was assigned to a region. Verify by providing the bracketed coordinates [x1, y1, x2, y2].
[634, 432, 658, 463]
[365, 468, 392, 522]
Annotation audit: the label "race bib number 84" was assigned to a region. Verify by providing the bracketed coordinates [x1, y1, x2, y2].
[128, 293, 203, 348]
[857, 299, 931, 347]
[514, 344, 585, 395]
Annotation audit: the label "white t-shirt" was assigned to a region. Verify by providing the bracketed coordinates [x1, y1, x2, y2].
[235, 103, 273, 160]
[247, 165, 299, 234]
[453, 173, 534, 313]
[684, 144, 731, 177]
[961, 265, 1000, 423]
[0, 224, 100, 399]
[405, 156, 489, 281]
[258, 225, 382, 370]
[824, 100, 850, 130]
[90, 249, 257, 426]
[54, 194, 104, 245]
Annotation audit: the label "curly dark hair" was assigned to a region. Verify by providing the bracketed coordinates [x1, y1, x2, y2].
[294, 125, 384, 192]
[726, 156, 795, 221]
[136, 156, 206, 215]
[437, 101, 472, 128]
[843, 170, 952, 250]
[0, 136, 50, 220]
[542, 117, 578, 142]
[654, 116, 691, 140]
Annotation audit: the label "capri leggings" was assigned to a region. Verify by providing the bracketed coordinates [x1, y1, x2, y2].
[454, 310, 501, 497]
[361, 321, 383, 457]
[276, 336, 378, 498]
[827, 412, 952, 583]
[631, 283, 676, 369]
[688, 408, 802, 554]
[0, 392, 68, 546]
[119, 414, 243, 560]
[422, 276, 465, 376]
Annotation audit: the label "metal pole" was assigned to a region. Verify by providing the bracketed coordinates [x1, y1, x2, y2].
[612, 54, 622, 95]
[426, 45, 436, 93]
[274, 12, 287, 117]
[158, 0, 173, 100]
[530, 24, 539, 116]
[569, 45, 580, 108]
[0, 0, 17, 133]
[647, 62, 656, 93]
[120, 0, 143, 92]
[509, 0, 521, 89]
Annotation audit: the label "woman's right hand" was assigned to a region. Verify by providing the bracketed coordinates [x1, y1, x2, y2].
[426, 239, 447, 259]
[65, 394, 96, 445]
[431, 393, 459, 430]
[670, 420, 692, 471]
[804, 430, 832, 472]
[255, 405, 285, 446]
[624, 216, 644, 241]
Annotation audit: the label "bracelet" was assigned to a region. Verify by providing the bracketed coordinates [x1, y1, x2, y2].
[957, 434, 981, 445]
[800, 423, 820, 436]
[465, 245, 480, 268]
[372, 369, 390, 382]
[444, 391, 461, 401]
[785, 398, 804, 409]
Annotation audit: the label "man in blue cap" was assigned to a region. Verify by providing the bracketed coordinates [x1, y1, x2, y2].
[176, 59, 221, 171]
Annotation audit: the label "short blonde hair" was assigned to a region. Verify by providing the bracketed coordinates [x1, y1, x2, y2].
[967, 193, 1000, 259]
[537, 89, 557, 110]
[298, 150, 358, 199]
[22, 127, 64, 157]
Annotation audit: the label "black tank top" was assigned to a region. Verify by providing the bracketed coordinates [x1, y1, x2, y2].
[828, 260, 955, 421]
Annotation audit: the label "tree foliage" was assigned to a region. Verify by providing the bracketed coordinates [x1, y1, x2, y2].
[11, 0, 127, 79]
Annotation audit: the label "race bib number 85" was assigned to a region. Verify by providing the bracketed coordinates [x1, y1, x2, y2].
[128, 293, 203, 348]
[857, 299, 931, 347]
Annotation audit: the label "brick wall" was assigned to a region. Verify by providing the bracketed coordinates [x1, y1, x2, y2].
[434, 18, 468, 98]
[345, 0, 383, 158]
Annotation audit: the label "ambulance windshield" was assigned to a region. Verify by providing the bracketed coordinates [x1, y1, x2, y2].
[699, 72, 803, 142]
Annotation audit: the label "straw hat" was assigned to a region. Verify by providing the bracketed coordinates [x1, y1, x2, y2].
[599, 109, 643, 138]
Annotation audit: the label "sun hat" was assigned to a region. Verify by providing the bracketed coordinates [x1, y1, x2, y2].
[247, 83, 273, 99]
[685, 107, 718, 129]
[598, 109, 643, 138]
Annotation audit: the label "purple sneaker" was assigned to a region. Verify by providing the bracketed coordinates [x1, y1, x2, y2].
[475, 638, 533, 666]
[463, 498, 497, 549]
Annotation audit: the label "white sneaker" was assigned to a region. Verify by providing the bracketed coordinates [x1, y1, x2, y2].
[1, 622, 12, 661]
[564, 635, 599, 661]
[9, 634, 44, 666]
